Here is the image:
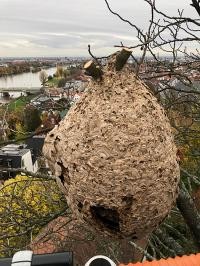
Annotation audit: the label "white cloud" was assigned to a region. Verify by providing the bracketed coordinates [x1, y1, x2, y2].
[0, 0, 198, 56]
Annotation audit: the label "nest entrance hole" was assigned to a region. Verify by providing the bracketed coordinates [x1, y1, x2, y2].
[90, 205, 120, 232]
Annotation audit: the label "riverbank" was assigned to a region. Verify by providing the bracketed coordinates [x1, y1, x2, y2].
[0, 65, 30, 77]
[0, 62, 54, 78]
[0, 94, 38, 110]
[7, 94, 37, 111]
[0, 67, 57, 89]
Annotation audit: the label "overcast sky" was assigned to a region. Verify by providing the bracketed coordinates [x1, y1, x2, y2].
[0, 0, 197, 57]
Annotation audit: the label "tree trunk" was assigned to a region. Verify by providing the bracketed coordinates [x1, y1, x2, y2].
[115, 48, 132, 71]
[84, 60, 103, 80]
[177, 187, 200, 249]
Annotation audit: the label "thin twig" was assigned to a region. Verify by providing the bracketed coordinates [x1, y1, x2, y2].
[129, 241, 155, 260]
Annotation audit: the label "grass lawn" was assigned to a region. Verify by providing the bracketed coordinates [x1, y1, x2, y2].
[7, 94, 36, 112]
[47, 77, 60, 87]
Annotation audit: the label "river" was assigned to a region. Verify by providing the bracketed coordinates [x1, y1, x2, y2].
[0, 67, 57, 89]
[0, 67, 57, 103]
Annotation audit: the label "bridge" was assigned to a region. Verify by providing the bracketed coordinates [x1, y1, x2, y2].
[0, 87, 41, 93]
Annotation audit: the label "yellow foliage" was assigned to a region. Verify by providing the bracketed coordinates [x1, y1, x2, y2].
[0, 175, 67, 257]
[15, 122, 26, 140]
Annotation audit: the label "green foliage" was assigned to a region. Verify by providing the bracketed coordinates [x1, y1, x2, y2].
[57, 78, 66, 88]
[46, 77, 60, 87]
[24, 105, 42, 132]
[148, 209, 198, 259]
[0, 95, 37, 140]
[148, 89, 200, 258]
[7, 95, 35, 112]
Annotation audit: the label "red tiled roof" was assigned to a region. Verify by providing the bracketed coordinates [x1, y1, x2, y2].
[30, 216, 146, 265]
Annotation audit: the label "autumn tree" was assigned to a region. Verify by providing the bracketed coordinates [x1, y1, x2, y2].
[39, 70, 48, 86]
[0, 175, 67, 256]
[56, 66, 64, 78]
[15, 122, 26, 140]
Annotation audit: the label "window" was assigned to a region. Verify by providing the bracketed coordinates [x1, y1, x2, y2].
[8, 171, 13, 178]
[7, 159, 12, 168]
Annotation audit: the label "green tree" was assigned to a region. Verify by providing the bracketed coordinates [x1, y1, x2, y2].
[48, 75, 53, 81]
[24, 105, 41, 132]
[57, 78, 66, 88]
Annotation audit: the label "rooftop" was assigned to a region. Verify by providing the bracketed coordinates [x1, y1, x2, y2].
[0, 144, 29, 157]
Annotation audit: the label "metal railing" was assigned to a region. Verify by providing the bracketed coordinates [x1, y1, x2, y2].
[1, 250, 200, 266]
[0, 252, 73, 266]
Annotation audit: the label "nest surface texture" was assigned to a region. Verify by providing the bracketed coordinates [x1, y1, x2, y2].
[43, 68, 180, 239]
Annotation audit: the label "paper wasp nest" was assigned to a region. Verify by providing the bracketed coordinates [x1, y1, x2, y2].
[43, 49, 180, 239]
